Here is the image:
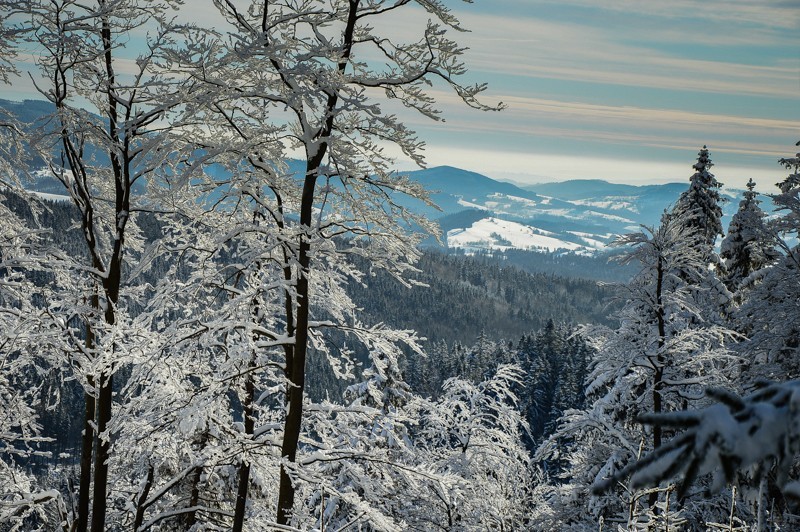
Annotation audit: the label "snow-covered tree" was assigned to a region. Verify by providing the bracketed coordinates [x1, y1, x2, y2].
[720, 178, 779, 291]
[774, 142, 800, 243]
[167, 0, 499, 525]
[6, 1, 196, 528]
[668, 147, 734, 326]
[288, 345, 424, 530]
[411, 365, 533, 531]
[0, 42, 70, 528]
[0, 1, 19, 84]
[734, 144, 800, 380]
[0, 195, 71, 530]
[593, 382, 800, 530]
[673, 146, 725, 263]
[537, 213, 740, 529]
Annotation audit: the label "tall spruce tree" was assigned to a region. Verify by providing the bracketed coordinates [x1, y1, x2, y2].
[735, 144, 800, 380]
[775, 143, 800, 244]
[673, 146, 725, 264]
[720, 178, 778, 290]
[671, 147, 731, 319]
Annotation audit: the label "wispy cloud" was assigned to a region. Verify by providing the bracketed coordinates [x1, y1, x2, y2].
[497, 96, 796, 134]
[456, 12, 798, 98]
[529, 0, 800, 31]
[400, 89, 794, 159]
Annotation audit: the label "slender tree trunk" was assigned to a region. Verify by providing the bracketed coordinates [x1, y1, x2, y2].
[76, 292, 100, 532]
[185, 467, 203, 529]
[233, 354, 257, 531]
[652, 367, 663, 451]
[276, 173, 315, 525]
[91, 226, 123, 532]
[133, 465, 154, 531]
[273, 1, 360, 524]
[76, 383, 95, 532]
[92, 306, 116, 531]
[650, 255, 667, 507]
[91, 371, 113, 531]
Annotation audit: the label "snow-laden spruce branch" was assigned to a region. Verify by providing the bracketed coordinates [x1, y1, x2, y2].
[593, 381, 800, 501]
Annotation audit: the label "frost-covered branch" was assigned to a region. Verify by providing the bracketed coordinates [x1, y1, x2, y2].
[593, 381, 800, 500]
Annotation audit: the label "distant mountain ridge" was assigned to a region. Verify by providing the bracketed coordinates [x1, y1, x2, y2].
[398, 166, 719, 254]
[1, 98, 755, 255]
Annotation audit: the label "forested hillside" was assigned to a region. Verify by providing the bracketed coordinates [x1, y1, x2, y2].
[348, 250, 617, 348]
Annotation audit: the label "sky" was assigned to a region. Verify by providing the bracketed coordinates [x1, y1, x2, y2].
[1, 0, 798, 190]
[407, 0, 799, 190]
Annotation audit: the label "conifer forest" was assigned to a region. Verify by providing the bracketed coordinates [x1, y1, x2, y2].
[0, 1, 798, 530]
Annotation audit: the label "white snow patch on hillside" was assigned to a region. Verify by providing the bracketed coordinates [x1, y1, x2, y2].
[530, 226, 558, 237]
[456, 198, 488, 210]
[583, 210, 636, 223]
[536, 208, 573, 217]
[447, 217, 584, 252]
[567, 231, 609, 249]
[2, 184, 70, 202]
[32, 191, 70, 202]
[569, 197, 637, 212]
[487, 193, 540, 209]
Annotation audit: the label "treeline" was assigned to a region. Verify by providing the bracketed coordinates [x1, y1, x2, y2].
[348, 249, 618, 349]
[406, 320, 592, 446]
[442, 246, 637, 283]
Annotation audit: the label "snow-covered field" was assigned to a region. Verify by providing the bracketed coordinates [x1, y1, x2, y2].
[31, 191, 70, 202]
[447, 217, 587, 252]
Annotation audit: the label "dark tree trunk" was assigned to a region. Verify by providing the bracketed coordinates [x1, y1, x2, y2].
[185, 466, 203, 529]
[133, 465, 154, 531]
[76, 293, 100, 532]
[76, 383, 94, 532]
[91, 371, 113, 532]
[233, 355, 257, 531]
[276, 174, 315, 525]
[274, 1, 360, 525]
[650, 255, 667, 507]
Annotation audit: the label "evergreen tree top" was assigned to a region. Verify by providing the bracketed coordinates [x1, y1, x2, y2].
[737, 178, 760, 209]
[773, 142, 800, 242]
[673, 146, 725, 253]
[688, 145, 721, 190]
[692, 145, 714, 172]
[719, 177, 778, 288]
